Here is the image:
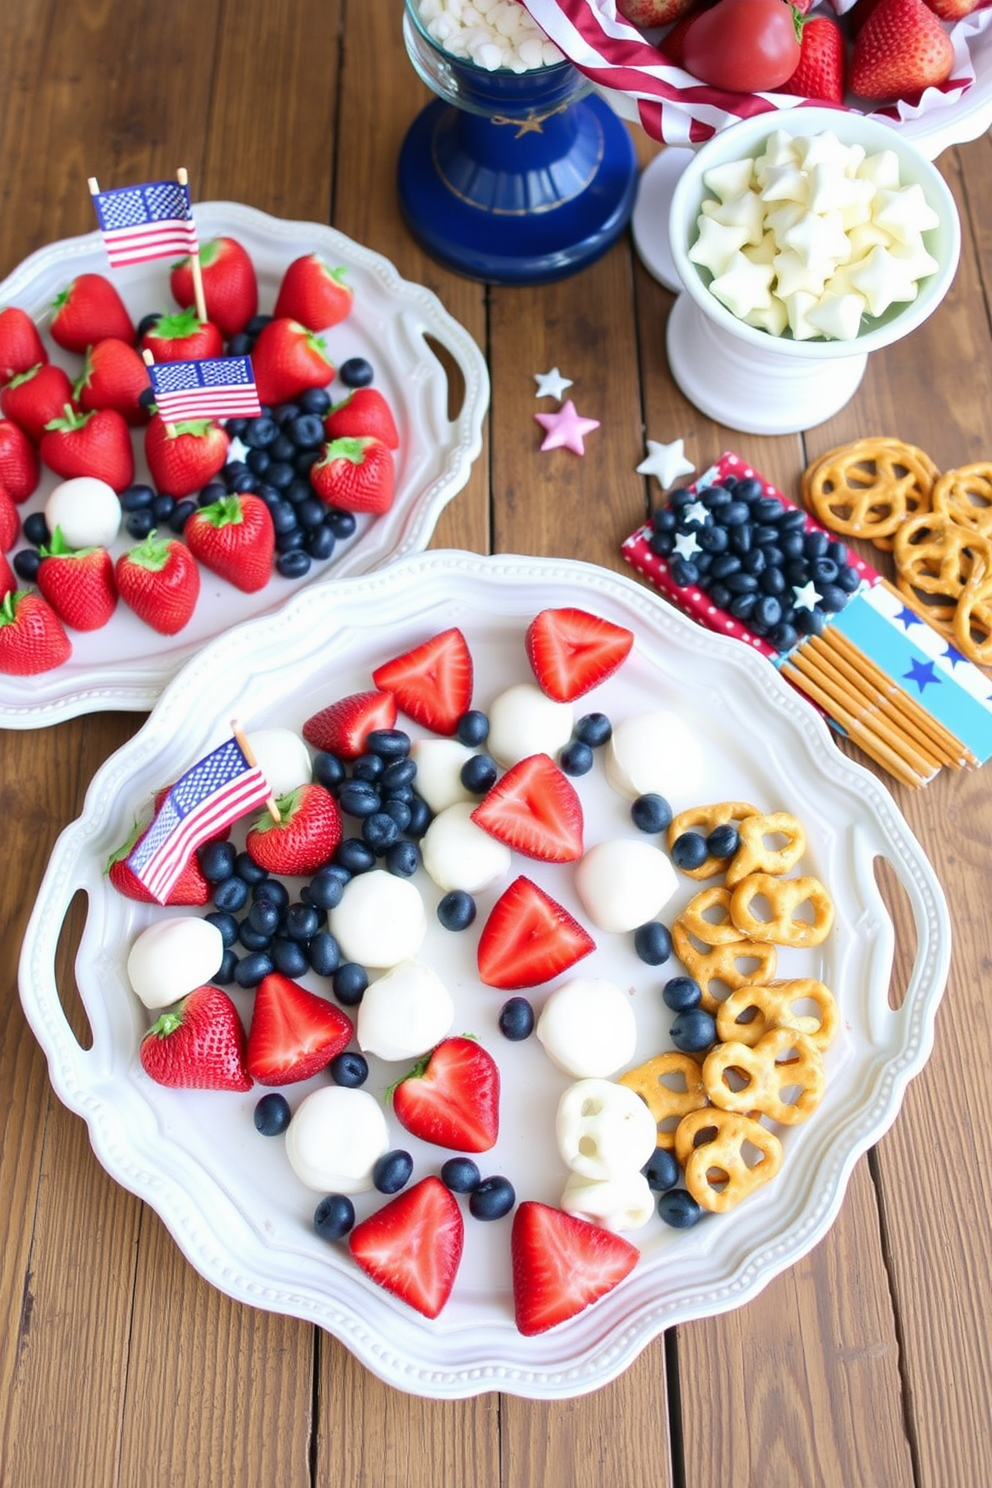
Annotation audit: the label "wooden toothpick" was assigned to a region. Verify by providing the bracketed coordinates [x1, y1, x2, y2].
[232, 720, 281, 823]
[141, 347, 177, 438]
[177, 167, 207, 322]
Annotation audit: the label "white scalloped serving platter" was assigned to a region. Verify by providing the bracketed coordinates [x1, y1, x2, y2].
[0, 203, 488, 726]
[19, 552, 950, 1399]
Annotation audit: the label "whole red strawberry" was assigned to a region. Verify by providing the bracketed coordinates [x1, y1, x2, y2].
[273, 255, 353, 333]
[251, 318, 335, 406]
[0, 417, 41, 502]
[310, 436, 394, 514]
[74, 338, 151, 426]
[0, 483, 19, 550]
[0, 588, 72, 674]
[139, 985, 253, 1091]
[40, 404, 134, 492]
[115, 532, 201, 634]
[850, 0, 954, 101]
[37, 528, 117, 630]
[324, 387, 400, 449]
[145, 415, 230, 496]
[776, 15, 846, 103]
[0, 362, 75, 444]
[0, 306, 48, 382]
[245, 782, 342, 874]
[926, 0, 984, 17]
[170, 237, 258, 340]
[184, 493, 275, 592]
[107, 818, 212, 904]
[0, 550, 15, 600]
[50, 274, 134, 353]
[142, 307, 224, 365]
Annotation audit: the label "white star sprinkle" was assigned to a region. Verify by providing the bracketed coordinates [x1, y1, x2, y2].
[682, 500, 711, 526]
[636, 438, 695, 491]
[534, 367, 573, 400]
[792, 580, 822, 611]
[673, 530, 702, 560]
[226, 435, 249, 464]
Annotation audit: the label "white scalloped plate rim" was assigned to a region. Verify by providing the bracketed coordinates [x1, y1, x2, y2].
[19, 551, 950, 1399]
[0, 202, 489, 726]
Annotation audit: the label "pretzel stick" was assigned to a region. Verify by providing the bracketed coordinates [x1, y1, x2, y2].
[780, 658, 932, 788]
[787, 647, 940, 779]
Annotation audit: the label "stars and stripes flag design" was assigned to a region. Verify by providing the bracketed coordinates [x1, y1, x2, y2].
[126, 737, 272, 903]
[147, 355, 262, 422]
[91, 180, 199, 268]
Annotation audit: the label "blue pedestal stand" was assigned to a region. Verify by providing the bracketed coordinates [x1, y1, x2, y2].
[398, 93, 638, 286]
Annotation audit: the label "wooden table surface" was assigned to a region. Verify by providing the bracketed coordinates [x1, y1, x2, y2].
[2, 3, 991, 1484]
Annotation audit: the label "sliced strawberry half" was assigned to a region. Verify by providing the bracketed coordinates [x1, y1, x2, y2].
[302, 689, 398, 759]
[245, 782, 342, 876]
[348, 1176, 464, 1319]
[477, 875, 595, 990]
[525, 607, 634, 702]
[246, 972, 354, 1085]
[471, 754, 583, 862]
[371, 627, 472, 735]
[511, 1202, 639, 1336]
[391, 1036, 500, 1153]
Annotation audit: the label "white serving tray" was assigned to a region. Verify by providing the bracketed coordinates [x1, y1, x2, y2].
[19, 552, 950, 1399]
[0, 203, 488, 726]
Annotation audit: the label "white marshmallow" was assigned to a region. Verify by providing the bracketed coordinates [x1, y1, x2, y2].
[486, 682, 573, 768]
[421, 801, 511, 893]
[244, 728, 312, 798]
[127, 916, 224, 1010]
[285, 1087, 389, 1193]
[574, 838, 679, 934]
[45, 476, 121, 550]
[356, 959, 454, 1061]
[536, 977, 637, 1079]
[410, 738, 475, 814]
[560, 1171, 655, 1232]
[605, 709, 705, 801]
[329, 869, 426, 968]
[556, 1077, 658, 1180]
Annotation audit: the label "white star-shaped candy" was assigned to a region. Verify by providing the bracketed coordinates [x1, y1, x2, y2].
[688, 217, 749, 278]
[682, 500, 710, 526]
[534, 367, 573, 400]
[709, 252, 775, 320]
[848, 245, 922, 318]
[793, 580, 822, 611]
[673, 529, 702, 560]
[636, 438, 695, 490]
[226, 435, 249, 464]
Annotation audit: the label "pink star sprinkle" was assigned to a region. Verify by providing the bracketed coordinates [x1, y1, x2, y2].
[534, 400, 600, 456]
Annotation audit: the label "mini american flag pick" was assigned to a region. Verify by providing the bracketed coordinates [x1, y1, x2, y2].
[126, 735, 272, 904]
[147, 356, 262, 422]
[90, 179, 199, 268]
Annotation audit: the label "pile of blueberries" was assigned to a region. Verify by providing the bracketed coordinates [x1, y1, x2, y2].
[647, 473, 862, 653]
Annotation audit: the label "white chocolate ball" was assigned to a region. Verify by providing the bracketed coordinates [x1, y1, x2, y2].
[127, 916, 224, 1010]
[285, 1087, 389, 1193]
[45, 476, 121, 550]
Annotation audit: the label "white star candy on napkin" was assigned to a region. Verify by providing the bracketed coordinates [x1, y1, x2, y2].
[533, 367, 573, 400]
[636, 438, 695, 490]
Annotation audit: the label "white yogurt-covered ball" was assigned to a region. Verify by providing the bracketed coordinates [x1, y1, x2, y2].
[574, 838, 679, 934]
[329, 869, 426, 968]
[127, 916, 224, 1010]
[45, 476, 121, 549]
[556, 1077, 658, 1180]
[560, 1170, 656, 1232]
[536, 977, 637, 1079]
[244, 727, 312, 798]
[410, 738, 476, 814]
[357, 959, 455, 1061]
[421, 801, 512, 893]
[605, 710, 706, 802]
[486, 682, 573, 768]
[285, 1086, 389, 1193]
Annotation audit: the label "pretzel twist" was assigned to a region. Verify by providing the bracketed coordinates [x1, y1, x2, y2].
[728, 872, 835, 948]
[671, 919, 778, 1013]
[802, 437, 937, 550]
[715, 978, 839, 1052]
[893, 513, 992, 621]
[679, 885, 742, 946]
[674, 1108, 783, 1213]
[931, 463, 992, 538]
[666, 801, 761, 880]
[725, 811, 806, 887]
[702, 1028, 826, 1125]
[618, 1052, 709, 1150]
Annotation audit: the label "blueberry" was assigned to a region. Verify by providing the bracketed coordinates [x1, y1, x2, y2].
[235, 950, 274, 988]
[658, 1189, 704, 1229]
[382, 756, 417, 789]
[698, 524, 729, 553]
[339, 781, 381, 817]
[671, 831, 707, 871]
[306, 525, 336, 561]
[663, 976, 702, 1012]
[247, 448, 271, 478]
[286, 902, 322, 941]
[559, 739, 593, 776]
[706, 823, 740, 859]
[300, 386, 332, 415]
[284, 476, 313, 505]
[710, 553, 741, 580]
[248, 898, 281, 937]
[227, 333, 252, 357]
[239, 919, 273, 952]
[136, 311, 162, 338]
[734, 477, 764, 503]
[768, 621, 799, 653]
[759, 565, 786, 596]
[437, 890, 476, 931]
[836, 564, 862, 594]
[12, 549, 42, 583]
[631, 793, 672, 834]
[253, 877, 290, 912]
[384, 839, 421, 877]
[457, 710, 489, 746]
[643, 1147, 680, 1192]
[469, 1176, 515, 1221]
[313, 752, 346, 791]
[339, 357, 374, 388]
[752, 595, 783, 631]
[120, 483, 155, 512]
[289, 413, 325, 449]
[169, 499, 198, 532]
[330, 1050, 369, 1087]
[441, 1157, 480, 1193]
[325, 509, 358, 540]
[804, 529, 829, 561]
[460, 753, 498, 793]
[235, 851, 268, 885]
[296, 496, 328, 531]
[275, 403, 301, 428]
[669, 557, 699, 587]
[405, 795, 433, 838]
[670, 1007, 717, 1053]
[382, 797, 412, 832]
[574, 712, 612, 748]
[373, 1149, 414, 1195]
[651, 507, 677, 532]
[367, 729, 412, 759]
[333, 962, 368, 1006]
[215, 948, 239, 984]
[818, 583, 849, 613]
[648, 530, 674, 557]
[633, 921, 672, 966]
[253, 1092, 291, 1136]
[276, 528, 306, 554]
[363, 811, 400, 852]
[729, 593, 758, 621]
[125, 510, 156, 540]
[498, 996, 535, 1040]
[313, 1193, 355, 1241]
[795, 606, 827, 637]
[271, 937, 309, 977]
[334, 837, 376, 873]
[708, 582, 732, 611]
[213, 875, 249, 913]
[243, 416, 279, 449]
